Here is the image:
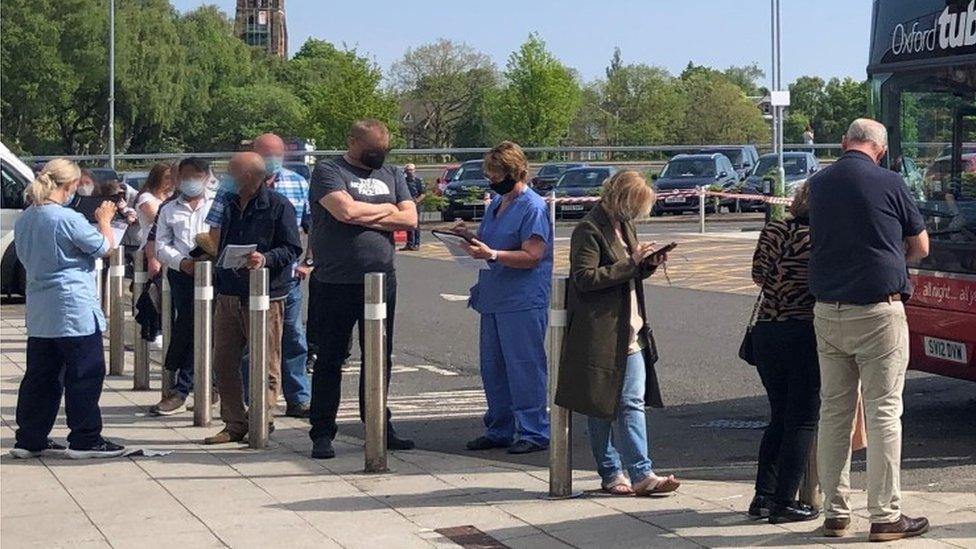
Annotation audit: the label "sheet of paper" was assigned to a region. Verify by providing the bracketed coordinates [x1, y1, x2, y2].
[432, 232, 489, 271]
[218, 244, 257, 269]
[110, 221, 128, 247]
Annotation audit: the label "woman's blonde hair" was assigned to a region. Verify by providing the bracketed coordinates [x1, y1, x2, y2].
[482, 141, 528, 183]
[27, 158, 81, 204]
[789, 181, 810, 218]
[601, 170, 655, 221]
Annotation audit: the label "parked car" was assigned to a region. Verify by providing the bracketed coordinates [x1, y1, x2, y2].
[553, 167, 616, 218]
[435, 165, 460, 195]
[122, 171, 148, 192]
[284, 161, 311, 181]
[652, 153, 739, 214]
[442, 160, 492, 221]
[1, 141, 33, 297]
[531, 162, 586, 194]
[738, 152, 820, 212]
[697, 146, 760, 181]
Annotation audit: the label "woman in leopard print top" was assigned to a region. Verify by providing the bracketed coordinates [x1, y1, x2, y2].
[747, 182, 822, 524]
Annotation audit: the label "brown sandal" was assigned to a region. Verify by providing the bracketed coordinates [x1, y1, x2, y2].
[634, 474, 681, 496]
[601, 475, 634, 496]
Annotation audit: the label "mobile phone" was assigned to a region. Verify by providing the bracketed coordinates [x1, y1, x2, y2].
[647, 241, 678, 261]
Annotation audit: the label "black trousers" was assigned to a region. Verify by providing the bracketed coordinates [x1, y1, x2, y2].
[753, 319, 821, 504]
[16, 329, 106, 450]
[165, 269, 195, 397]
[308, 274, 396, 442]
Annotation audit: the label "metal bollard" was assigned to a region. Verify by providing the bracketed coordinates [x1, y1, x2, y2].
[698, 186, 706, 235]
[248, 268, 270, 449]
[548, 276, 580, 499]
[108, 247, 126, 376]
[193, 262, 213, 427]
[160, 274, 175, 397]
[363, 272, 388, 473]
[548, 190, 557, 227]
[94, 258, 105, 311]
[132, 250, 150, 390]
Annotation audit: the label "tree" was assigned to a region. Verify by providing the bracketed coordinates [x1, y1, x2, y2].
[491, 34, 581, 146]
[818, 77, 869, 142]
[281, 39, 399, 148]
[601, 49, 685, 146]
[677, 72, 767, 144]
[722, 63, 766, 97]
[174, 6, 271, 151]
[207, 84, 307, 150]
[391, 39, 497, 148]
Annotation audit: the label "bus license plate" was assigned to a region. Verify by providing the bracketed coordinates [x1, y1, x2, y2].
[923, 336, 968, 364]
[562, 205, 584, 211]
[665, 196, 685, 204]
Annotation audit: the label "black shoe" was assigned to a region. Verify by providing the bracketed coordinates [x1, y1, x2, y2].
[311, 438, 335, 459]
[66, 439, 125, 460]
[507, 440, 547, 455]
[769, 501, 821, 524]
[285, 402, 311, 419]
[387, 432, 415, 451]
[748, 494, 773, 519]
[869, 515, 929, 542]
[465, 436, 511, 451]
[9, 439, 67, 459]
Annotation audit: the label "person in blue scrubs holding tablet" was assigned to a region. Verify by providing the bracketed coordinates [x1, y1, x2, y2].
[456, 141, 553, 455]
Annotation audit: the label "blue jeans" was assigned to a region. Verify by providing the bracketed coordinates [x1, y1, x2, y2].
[242, 282, 310, 405]
[587, 351, 653, 484]
[479, 309, 550, 446]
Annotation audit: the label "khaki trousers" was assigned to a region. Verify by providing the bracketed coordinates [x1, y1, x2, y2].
[213, 295, 283, 436]
[813, 301, 908, 524]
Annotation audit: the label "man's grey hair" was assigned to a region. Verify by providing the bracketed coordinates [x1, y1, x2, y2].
[845, 118, 888, 149]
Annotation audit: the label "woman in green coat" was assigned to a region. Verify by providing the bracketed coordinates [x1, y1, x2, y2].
[554, 170, 680, 496]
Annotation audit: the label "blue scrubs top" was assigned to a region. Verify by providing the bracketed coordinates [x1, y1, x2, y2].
[15, 204, 109, 338]
[469, 190, 553, 314]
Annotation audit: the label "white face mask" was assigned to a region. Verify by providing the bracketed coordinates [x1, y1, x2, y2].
[77, 184, 94, 197]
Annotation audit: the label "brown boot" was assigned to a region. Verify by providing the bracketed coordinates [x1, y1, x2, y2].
[869, 516, 929, 542]
[823, 517, 851, 537]
[149, 394, 186, 416]
[203, 430, 246, 445]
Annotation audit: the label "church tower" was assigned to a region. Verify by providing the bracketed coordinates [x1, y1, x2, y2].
[234, 0, 288, 59]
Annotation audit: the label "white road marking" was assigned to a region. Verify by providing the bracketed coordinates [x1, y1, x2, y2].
[336, 389, 486, 422]
[439, 293, 469, 302]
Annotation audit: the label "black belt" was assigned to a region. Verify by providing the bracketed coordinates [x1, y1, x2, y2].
[819, 293, 901, 306]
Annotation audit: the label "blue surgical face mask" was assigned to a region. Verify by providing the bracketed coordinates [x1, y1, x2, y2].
[180, 179, 206, 198]
[64, 192, 76, 205]
[264, 156, 284, 174]
[219, 175, 238, 194]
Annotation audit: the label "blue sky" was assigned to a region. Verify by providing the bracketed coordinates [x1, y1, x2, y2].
[171, 0, 872, 86]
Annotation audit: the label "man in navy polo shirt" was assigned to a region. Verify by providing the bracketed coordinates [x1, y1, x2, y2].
[808, 118, 930, 542]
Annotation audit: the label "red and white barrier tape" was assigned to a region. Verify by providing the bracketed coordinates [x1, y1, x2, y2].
[539, 187, 793, 206]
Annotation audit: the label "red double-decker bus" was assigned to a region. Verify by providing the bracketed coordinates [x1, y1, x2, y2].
[870, 0, 976, 380]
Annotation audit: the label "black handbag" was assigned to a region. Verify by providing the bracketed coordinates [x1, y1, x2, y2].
[739, 235, 790, 366]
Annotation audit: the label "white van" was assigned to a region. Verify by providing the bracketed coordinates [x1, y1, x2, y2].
[1, 142, 35, 296]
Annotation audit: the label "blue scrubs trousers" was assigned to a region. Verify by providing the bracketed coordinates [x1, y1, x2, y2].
[479, 308, 550, 446]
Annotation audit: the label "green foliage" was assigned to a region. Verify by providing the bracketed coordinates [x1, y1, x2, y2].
[600, 49, 686, 146]
[492, 34, 581, 146]
[421, 193, 448, 211]
[207, 84, 307, 150]
[788, 76, 868, 143]
[678, 72, 768, 144]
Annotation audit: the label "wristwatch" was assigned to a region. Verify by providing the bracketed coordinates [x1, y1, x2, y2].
[488, 249, 498, 263]
[303, 257, 314, 268]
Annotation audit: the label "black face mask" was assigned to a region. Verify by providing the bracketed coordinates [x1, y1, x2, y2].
[490, 176, 517, 195]
[359, 148, 387, 170]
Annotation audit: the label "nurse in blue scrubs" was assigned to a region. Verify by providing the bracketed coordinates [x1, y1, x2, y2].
[457, 141, 553, 455]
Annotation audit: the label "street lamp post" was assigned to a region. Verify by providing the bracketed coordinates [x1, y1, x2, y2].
[108, 0, 116, 170]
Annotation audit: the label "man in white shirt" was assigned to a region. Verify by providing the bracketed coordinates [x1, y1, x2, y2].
[149, 158, 214, 416]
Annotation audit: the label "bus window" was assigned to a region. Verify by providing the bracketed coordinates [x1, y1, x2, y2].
[1, 161, 27, 210]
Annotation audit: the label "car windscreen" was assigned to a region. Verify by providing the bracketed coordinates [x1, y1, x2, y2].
[125, 176, 147, 190]
[557, 170, 608, 187]
[662, 159, 715, 178]
[754, 156, 807, 176]
[704, 150, 743, 165]
[454, 164, 484, 181]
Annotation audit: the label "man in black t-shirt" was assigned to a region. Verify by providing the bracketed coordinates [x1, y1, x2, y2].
[307, 119, 418, 459]
[808, 118, 930, 542]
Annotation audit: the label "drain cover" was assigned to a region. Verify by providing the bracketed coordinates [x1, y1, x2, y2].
[692, 419, 768, 430]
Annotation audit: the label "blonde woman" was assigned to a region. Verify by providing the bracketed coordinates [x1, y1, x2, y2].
[10, 159, 125, 460]
[555, 170, 680, 496]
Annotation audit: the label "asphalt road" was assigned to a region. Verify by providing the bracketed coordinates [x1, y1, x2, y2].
[330, 220, 976, 494]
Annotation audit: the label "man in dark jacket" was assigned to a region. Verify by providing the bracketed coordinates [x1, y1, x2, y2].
[402, 163, 425, 251]
[204, 152, 303, 445]
[808, 118, 930, 541]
